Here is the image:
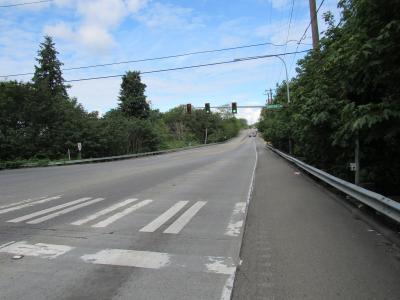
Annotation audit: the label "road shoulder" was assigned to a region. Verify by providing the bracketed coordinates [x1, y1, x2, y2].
[232, 139, 400, 299]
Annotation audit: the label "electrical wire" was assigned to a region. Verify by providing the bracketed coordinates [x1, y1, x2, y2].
[0, 40, 312, 78]
[65, 50, 310, 83]
[277, 0, 296, 82]
[289, 0, 326, 71]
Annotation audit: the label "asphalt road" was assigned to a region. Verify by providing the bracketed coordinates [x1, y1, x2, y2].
[232, 138, 400, 300]
[0, 132, 257, 300]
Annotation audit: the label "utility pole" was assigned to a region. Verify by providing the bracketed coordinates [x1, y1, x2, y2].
[309, 0, 319, 49]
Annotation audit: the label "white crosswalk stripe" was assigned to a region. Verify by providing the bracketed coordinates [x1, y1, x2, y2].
[7, 197, 92, 223]
[27, 198, 105, 224]
[0, 196, 48, 209]
[71, 198, 138, 226]
[164, 201, 207, 234]
[92, 199, 153, 228]
[140, 201, 189, 232]
[0, 195, 62, 215]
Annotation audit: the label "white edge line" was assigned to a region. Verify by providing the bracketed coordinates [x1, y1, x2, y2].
[220, 138, 258, 300]
[220, 269, 237, 300]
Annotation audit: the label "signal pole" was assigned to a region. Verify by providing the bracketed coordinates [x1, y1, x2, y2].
[309, 0, 319, 49]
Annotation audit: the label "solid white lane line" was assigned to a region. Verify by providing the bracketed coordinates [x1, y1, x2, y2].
[27, 198, 105, 224]
[163, 201, 206, 234]
[0, 195, 62, 214]
[7, 197, 92, 223]
[139, 201, 189, 232]
[81, 249, 171, 269]
[225, 202, 246, 237]
[91, 199, 153, 228]
[0, 241, 74, 259]
[71, 198, 138, 226]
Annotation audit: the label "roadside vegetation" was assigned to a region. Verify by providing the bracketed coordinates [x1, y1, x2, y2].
[0, 37, 247, 169]
[257, 0, 400, 195]
[0, 36, 247, 169]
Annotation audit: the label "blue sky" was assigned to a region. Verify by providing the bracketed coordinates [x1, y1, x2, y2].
[0, 0, 340, 123]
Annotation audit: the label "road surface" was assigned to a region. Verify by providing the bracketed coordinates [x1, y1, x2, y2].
[1, 133, 400, 300]
[0, 132, 256, 300]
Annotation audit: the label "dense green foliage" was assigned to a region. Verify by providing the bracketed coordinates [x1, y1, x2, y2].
[0, 36, 246, 166]
[258, 0, 400, 195]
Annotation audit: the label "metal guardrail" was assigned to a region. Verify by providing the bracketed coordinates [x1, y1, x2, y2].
[266, 144, 400, 224]
[20, 142, 225, 168]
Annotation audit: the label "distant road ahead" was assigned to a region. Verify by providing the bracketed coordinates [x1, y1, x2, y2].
[0, 132, 256, 300]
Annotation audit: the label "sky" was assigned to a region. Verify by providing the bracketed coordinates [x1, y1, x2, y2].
[0, 0, 341, 124]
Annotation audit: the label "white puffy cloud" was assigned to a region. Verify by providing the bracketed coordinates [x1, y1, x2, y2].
[45, 0, 148, 52]
[78, 24, 115, 52]
[44, 22, 75, 40]
[126, 0, 149, 13]
[134, 2, 202, 29]
[237, 108, 262, 125]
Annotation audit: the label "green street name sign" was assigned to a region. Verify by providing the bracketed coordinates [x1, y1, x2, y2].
[265, 104, 283, 109]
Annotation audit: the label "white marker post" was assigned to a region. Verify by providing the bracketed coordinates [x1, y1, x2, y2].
[77, 142, 82, 160]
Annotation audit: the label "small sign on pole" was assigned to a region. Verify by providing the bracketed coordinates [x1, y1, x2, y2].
[77, 142, 82, 152]
[349, 162, 356, 171]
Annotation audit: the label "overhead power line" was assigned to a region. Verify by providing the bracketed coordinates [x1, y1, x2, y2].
[278, 0, 296, 82]
[289, 0, 326, 71]
[0, 40, 311, 78]
[65, 49, 310, 83]
[0, 0, 53, 8]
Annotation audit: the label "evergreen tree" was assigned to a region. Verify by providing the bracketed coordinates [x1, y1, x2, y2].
[32, 35, 68, 98]
[118, 71, 150, 119]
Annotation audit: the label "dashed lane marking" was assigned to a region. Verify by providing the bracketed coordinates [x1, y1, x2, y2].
[91, 199, 153, 228]
[7, 197, 92, 223]
[164, 201, 207, 234]
[71, 198, 138, 226]
[139, 201, 189, 232]
[27, 198, 105, 224]
[0, 195, 62, 215]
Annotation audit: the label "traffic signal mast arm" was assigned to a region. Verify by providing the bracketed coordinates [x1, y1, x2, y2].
[184, 103, 282, 114]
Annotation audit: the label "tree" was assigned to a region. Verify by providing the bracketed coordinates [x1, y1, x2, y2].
[257, 0, 400, 194]
[32, 35, 68, 98]
[118, 71, 150, 119]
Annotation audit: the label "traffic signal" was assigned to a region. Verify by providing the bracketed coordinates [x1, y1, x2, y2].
[232, 102, 237, 114]
[205, 103, 211, 113]
[186, 103, 192, 114]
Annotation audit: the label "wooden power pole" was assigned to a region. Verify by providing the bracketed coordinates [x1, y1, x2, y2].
[309, 0, 319, 49]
